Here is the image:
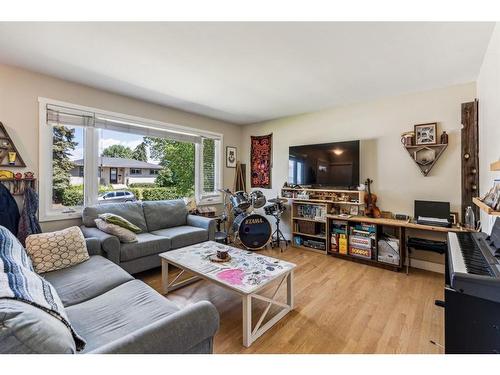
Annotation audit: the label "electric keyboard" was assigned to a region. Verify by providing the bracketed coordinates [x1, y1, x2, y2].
[447, 231, 500, 303]
[444, 218, 500, 353]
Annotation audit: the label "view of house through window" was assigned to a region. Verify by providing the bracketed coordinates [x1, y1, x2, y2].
[95, 128, 196, 204]
[49, 123, 216, 211]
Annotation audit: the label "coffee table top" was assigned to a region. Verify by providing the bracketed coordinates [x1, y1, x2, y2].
[159, 241, 296, 294]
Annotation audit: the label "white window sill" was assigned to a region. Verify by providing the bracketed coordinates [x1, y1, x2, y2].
[198, 196, 222, 206]
[39, 211, 82, 223]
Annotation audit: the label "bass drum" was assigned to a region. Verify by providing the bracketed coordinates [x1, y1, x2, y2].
[232, 213, 271, 250]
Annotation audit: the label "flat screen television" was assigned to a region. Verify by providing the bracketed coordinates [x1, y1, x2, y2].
[288, 140, 360, 189]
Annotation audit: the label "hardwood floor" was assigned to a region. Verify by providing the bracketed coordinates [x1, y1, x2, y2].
[137, 247, 445, 354]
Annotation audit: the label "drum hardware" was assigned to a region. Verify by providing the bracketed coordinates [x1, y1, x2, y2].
[215, 188, 232, 244]
[264, 197, 289, 251]
[217, 188, 273, 250]
[249, 190, 267, 209]
[230, 191, 251, 213]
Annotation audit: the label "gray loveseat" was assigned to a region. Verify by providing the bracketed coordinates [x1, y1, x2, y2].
[0, 235, 219, 354]
[80, 199, 216, 274]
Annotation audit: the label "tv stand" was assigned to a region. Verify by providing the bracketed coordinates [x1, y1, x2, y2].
[281, 187, 366, 254]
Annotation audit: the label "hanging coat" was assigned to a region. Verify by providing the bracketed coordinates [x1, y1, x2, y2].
[0, 183, 20, 236]
[17, 187, 42, 246]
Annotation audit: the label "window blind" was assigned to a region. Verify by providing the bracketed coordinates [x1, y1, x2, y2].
[202, 137, 217, 194]
[46, 104, 205, 144]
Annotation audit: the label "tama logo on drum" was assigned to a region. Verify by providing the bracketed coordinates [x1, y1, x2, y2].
[246, 217, 264, 225]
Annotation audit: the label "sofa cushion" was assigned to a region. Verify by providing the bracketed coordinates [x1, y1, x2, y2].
[151, 226, 209, 249]
[95, 219, 138, 243]
[0, 299, 76, 354]
[143, 200, 188, 231]
[82, 202, 148, 232]
[25, 226, 89, 274]
[66, 280, 180, 353]
[43, 255, 134, 307]
[120, 233, 171, 262]
[98, 213, 142, 233]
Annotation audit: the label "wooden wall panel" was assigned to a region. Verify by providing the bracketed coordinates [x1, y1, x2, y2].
[461, 100, 479, 224]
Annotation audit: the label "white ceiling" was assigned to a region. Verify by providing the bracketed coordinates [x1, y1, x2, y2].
[0, 22, 494, 124]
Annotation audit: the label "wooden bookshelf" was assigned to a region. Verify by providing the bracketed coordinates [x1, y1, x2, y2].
[285, 187, 474, 272]
[292, 216, 326, 223]
[473, 197, 500, 216]
[285, 187, 366, 255]
[292, 231, 326, 240]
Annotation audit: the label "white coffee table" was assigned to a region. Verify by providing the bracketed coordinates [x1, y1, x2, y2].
[159, 241, 296, 347]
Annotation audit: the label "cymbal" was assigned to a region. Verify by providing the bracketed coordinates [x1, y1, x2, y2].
[268, 197, 287, 204]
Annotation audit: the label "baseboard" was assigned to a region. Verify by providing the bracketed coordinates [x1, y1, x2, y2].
[409, 258, 445, 274]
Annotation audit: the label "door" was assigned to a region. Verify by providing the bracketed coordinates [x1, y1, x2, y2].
[110, 168, 118, 184]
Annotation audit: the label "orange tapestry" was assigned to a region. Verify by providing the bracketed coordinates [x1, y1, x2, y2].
[250, 133, 272, 188]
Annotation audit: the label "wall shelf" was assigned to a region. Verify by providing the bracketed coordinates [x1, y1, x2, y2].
[491, 160, 500, 171]
[0, 122, 26, 167]
[403, 143, 448, 176]
[472, 197, 500, 216]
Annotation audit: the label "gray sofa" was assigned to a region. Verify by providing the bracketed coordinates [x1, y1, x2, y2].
[0, 236, 219, 354]
[81, 199, 216, 274]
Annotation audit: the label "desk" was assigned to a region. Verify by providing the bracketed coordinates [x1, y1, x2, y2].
[312, 215, 469, 273]
[327, 215, 468, 233]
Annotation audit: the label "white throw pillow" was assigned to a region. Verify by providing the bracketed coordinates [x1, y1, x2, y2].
[25, 226, 89, 274]
[95, 218, 138, 243]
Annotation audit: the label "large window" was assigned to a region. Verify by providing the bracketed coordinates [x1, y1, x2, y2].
[39, 98, 222, 221]
[51, 124, 85, 213]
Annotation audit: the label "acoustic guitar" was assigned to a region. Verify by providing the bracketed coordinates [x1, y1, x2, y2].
[364, 178, 381, 218]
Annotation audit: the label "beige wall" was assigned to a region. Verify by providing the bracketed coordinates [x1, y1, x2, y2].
[478, 23, 500, 234]
[0, 63, 242, 231]
[241, 83, 476, 240]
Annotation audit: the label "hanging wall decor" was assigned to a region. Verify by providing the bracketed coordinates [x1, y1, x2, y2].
[226, 146, 237, 168]
[250, 133, 272, 188]
[0, 122, 26, 167]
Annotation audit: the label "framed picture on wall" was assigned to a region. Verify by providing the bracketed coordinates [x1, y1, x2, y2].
[414, 123, 437, 145]
[226, 146, 237, 168]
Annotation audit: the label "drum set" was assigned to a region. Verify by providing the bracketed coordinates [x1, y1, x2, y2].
[217, 188, 289, 251]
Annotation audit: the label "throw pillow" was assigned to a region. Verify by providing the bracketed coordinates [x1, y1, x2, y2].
[25, 226, 90, 274]
[95, 218, 138, 243]
[98, 213, 142, 233]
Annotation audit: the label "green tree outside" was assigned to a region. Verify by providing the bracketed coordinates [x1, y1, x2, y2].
[52, 125, 77, 203]
[101, 144, 134, 159]
[145, 137, 195, 197]
[132, 142, 148, 162]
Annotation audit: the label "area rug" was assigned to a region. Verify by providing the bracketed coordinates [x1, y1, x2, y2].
[250, 133, 272, 188]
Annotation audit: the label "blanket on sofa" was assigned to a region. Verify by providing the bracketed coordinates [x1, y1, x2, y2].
[0, 226, 86, 351]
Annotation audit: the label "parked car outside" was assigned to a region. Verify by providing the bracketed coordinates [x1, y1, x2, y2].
[98, 190, 136, 203]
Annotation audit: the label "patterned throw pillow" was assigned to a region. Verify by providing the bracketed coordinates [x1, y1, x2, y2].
[95, 219, 138, 243]
[25, 227, 90, 274]
[98, 213, 142, 233]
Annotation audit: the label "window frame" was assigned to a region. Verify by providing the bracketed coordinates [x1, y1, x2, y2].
[39, 97, 223, 222]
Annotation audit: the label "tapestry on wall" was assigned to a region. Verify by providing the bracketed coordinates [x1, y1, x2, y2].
[250, 133, 272, 189]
